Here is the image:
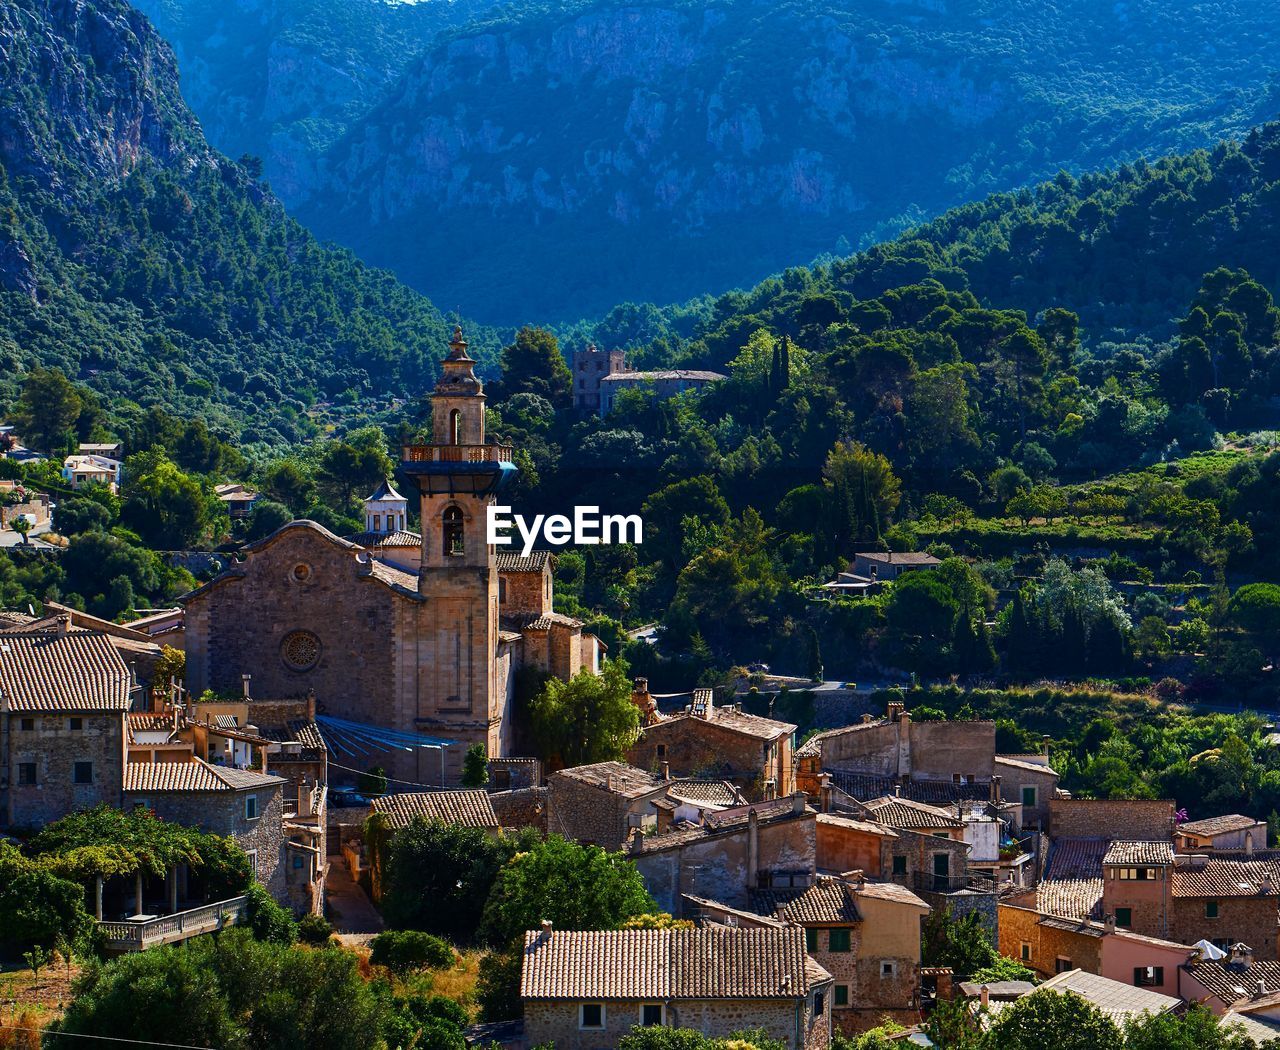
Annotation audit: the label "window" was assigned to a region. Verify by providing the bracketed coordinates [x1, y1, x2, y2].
[73, 761, 93, 785]
[829, 929, 851, 952]
[834, 985, 849, 1007]
[245, 795, 259, 820]
[1021, 785, 1037, 807]
[805, 928, 818, 952]
[1114, 907, 1132, 928]
[1205, 900, 1220, 919]
[1020, 942, 1031, 962]
[246, 849, 258, 876]
[892, 855, 908, 877]
[813, 991, 825, 1017]
[498, 578, 507, 603]
[68, 717, 83, 731]
[293, 856, 304, 869]
[280, 629, 321, 672]
[580, 1004, 604, 1030]
[1117, 867, 1159, 881]
[1134, 966, 1164, 987]
[291, 563, 312, 583]
[492, 768, 511, 791]
[443, 505, 465, 556]
[19, 717, 34, 731]
[639, 1004, 664, 1027]
[1055, 957, 1073, 974]
[17, 762, 36, 785]
[932, 831, 951, 839]
[656, 744, 667, 759]
[372, 514, 381, 532]
[880, 961, 898, 978]
[448, 409, 461, 446]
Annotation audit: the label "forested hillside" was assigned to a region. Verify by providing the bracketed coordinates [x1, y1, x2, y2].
[296, 0, 1280, 320]
[0, 0, 493, 452]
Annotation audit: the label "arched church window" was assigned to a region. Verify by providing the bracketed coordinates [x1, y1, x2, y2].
[449, 409, 461, 445]
[443, 505, 465, 557]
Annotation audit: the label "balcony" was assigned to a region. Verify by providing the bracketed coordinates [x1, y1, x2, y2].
[400, 444, 517, 496]
[97, 896, 249, 953]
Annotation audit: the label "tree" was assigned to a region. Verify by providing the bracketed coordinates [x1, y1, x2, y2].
[0, 843, 95, 954]
[920, 907, 998, 976]
[121, 456, 216, 549]
[983, 990, 1123, 1050]
[10, 515, 31, 545]
[479, 835, 655, 948]
[247, 499, 293, 541]
[358, 765, 388, 797]
[642, 476, 730, 570]
[821, 441, 902, 554]
[12, 367, 85, 452]
[492, 327, 571, 408]
[527, 660, 640, 768]
[1134, 616, 1171, 659]
[1122, 1003, 1258, 1050]
[369, 930, 455, 973]
[259, 460, 316, 515]
[53, 496, 112, 536]
[315, 428, 394, 512]
[461, 743, 489, 789]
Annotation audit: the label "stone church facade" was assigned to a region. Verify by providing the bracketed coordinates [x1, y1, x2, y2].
[183, 328, 601, 785]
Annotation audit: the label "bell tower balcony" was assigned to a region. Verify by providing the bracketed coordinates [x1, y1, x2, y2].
[400, 442, 517, 497]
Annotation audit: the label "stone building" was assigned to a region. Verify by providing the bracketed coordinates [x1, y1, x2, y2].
[546, 761, 670, 850]
[572, 343, 629, 414]
[370, 789, 501, 835]
[597, 368, 726, 418]
[124, 759, 288, 902]
[849, 551, 941, 582]
[0, 621, 131, 828]
[182, 328, 602, 786]
[751, 877, 930, 1034]
[630, 794, 817, 914]
[520, 925, 832, 1050]
[1177, 814, 1268, 853]
[627, 689, 796, 799]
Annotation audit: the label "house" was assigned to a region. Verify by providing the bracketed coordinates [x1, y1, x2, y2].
[597, 368, 726, 417]
[850, 551, 941, 582]
[79, 442, 123, 459]
[630, 793, 817, 914]
[0, 619, 132, 827]
[62, 453, 122, 492]
[852, 796, 974, 893]
[571, 344, 629, 413]
[627, 689, 797, 799]
[998, 902, 1198, 998]
[795, 700, 1060, 830]
[1177, 814, 1268, 853]
[520, 924, 832, 1049]
[215, 483, 260, 520]
[546, 762, 671, 850]
[370, 789, 501, 835]
[989, 969, 1180, 1027]
[124, 759, 288, 902]
[1182, 945, 1280, 1018]
[751, 876, 931, 1034]
[0, 481, 50, 533]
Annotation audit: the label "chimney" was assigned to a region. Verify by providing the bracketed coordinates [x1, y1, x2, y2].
[979, 985, 990, 1009]
[819, 772, 833, 813]
[936, 969, 954, 1001]
[764, 778, 777, 801]
[540, 919, 553, 937]
[1105, 914, 1116, 934]
[887, 699, 904, 722]
[894, 781, 902, 798]
[861, 713, 874, 724]
[55, 614, 70, 638]
[661, 761, 670, 781]
[241, 673, 251, 699]
[656, 805, 672, 835]
[1042, 734, 1051, 757]
[747, 807, 760, 889]
[791, 790, 808, 816]
[1257, 979, 1267, 999]
[1246, 830, 1255, 857]
[632, 826, 645, 850]
[305, 689, 316, 723]
[989, 774, 1002, 804]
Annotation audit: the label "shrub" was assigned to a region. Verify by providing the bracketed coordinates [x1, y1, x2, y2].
[369, 930, 455, 973]
[296, 912, 333, 946]
[245, 885, 297, 945]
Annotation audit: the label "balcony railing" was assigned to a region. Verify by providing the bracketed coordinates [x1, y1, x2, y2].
[97, 896, 249, 952]
[402, 444, 514, 464]
[910, 871, 996, 895]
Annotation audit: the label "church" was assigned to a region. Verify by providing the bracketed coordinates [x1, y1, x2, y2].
[182, 328, 602, 785]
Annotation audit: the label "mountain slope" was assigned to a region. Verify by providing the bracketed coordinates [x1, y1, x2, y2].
[129, 0, 508, 201]
[0, 0, 489, 450]
[294, 0, 1280, 322]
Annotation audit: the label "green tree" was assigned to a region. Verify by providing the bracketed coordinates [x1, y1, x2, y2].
[462, 743, 489, 788]
[822, 441, 902, 554]
[315, 428, 394, 512]
[527, 660, 640, 768]
[983, 990, 1123, 1050]
[0, 843, 95, 954]
[1122, 1003, 1258, 1050]
[12, 367, 85, 452]
[10, 515, 31, 545]
[479, 835, 655, 948]
[358, 765, 388, 797]
[920, 907, 998, 977]
[247, 499, 293, 541]
[121, 456, 217, 549]
[493, 327, 572, 408]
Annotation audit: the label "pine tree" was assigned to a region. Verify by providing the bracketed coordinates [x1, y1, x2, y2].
[780, 334, 792, 389]
[804, 624, 823, 682]
[1004, 590, 1041, 674]
[1059, 602, 1088, 675]
[769, 338, 782, 397]
[1086, 616, 1132, 675]
[462, 743, 489, 788]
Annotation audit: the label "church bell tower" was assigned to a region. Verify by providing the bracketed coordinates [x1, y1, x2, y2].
[400, 326, 517, 780]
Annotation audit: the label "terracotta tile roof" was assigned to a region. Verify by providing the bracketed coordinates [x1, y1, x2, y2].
[654, 706, 796, 742]
[828, 771, 990, 805]
[257, 719, 327, 759]
[506, 611, 583, 631]
[124, 759, 285, 793]
[370, 789, 499, 830]
[1186, 961, 1280, 1005]
[1103, 841, 1175, 866]
[751, 881, 861, 924]
[1034, 969, 1179, 1022]
[856, 551, 940, 566]
[0, 629, 131, 712]
[681, 894, 788, 929]
[553, 761, 664, 798]
[816, 812, 899, 838]
[1037, 914, 1107, 938]
[862, 796, 965, 830]
[495, 551, 551, 572]
[1038, 839, 1107, 920]
[364, 559, 420, 593]
[853, 880, 931, 907]
[520, 927, 818, 1000]
[994, 755, 1060, 778]
[1179, 814, 1261, 837]
[347, 530, 421, 549]
[634, 797, 809, 854]
[1171, 856, 1280, 898]
[668, 780, 745, 807]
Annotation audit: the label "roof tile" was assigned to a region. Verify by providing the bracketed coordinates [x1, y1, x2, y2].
[371, 789, 500, 831]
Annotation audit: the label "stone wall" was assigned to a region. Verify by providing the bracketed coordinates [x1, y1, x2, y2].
[1172, 896, 1280, 960]
[546, 772, 657, 850]
[628, 716, 773, 797]
[499, 568, 548, 616]
[909, 720, 995, 781]
[816, 816, 886, 876]
[491, 786, 547, 832]
[1049, 798, 1175, 841]
[998, 902, 1102, 977]
[3, 712, 124, 829]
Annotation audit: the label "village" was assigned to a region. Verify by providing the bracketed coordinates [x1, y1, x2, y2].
[2, 329, 1279, 1048]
